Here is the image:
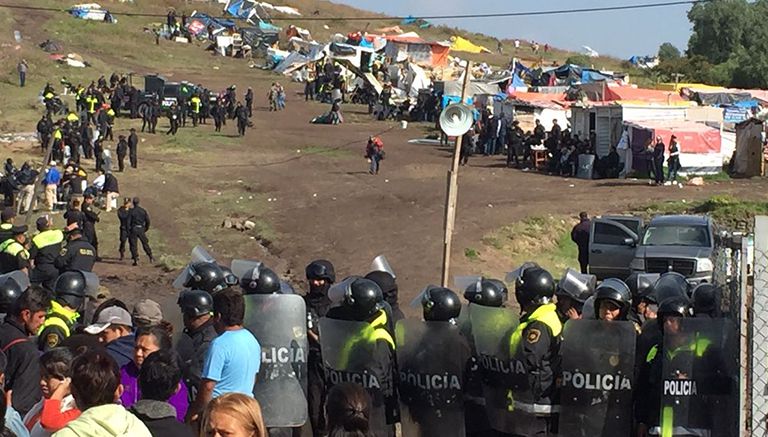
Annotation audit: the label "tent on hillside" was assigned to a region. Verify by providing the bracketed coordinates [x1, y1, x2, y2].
[625, 119, 723, 174]
[70, 3, 114, 22]
[731, 118, 764, 177]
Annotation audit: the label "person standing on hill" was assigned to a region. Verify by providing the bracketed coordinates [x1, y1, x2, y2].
[128, 128, 139, 169]
[235, 102, 248, 137]
[117, 197, 131, 261]
[128, 197, 154, 266]
[571, 211, 591, 274]
[17, 59, 28, 87]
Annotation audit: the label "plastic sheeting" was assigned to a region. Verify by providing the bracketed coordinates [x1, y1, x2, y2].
[625, 119, 723, 174]
[733, 118, 764, 177]
[450, 36, 491, 54]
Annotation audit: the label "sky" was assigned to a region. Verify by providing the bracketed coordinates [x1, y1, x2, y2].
[330, 0, 693, 58]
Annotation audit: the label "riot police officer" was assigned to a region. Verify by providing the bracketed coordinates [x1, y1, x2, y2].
[176, 289, 218, 402]
[593, 278, 632, 322]
[422, 286, 462, 323]
[322, 277, 398, 437]
[508, 264, 561, 435]
[178, 261, 232, 295]
[0, 271, 27, 320]
[626, 272, 659, 327]
[38, 271, 89, 351]
[0, 225, 30, 274]
[304, 259, 334, 437]
[691, 283, 722, 318]
[463, 277, 508, 308]
[29, 216, 65, 290]
[555, 268, 595, 323]
[239, 264, 281, 295]
[54, 227, 96, 273]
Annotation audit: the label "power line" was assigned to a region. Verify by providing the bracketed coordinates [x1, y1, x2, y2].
[0, 0, 711, 22]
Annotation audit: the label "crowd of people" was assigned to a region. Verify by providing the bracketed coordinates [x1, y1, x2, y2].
[0, 249, 733, 437]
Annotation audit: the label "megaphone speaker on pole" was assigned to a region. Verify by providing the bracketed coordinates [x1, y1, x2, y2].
[439, 103, 473, 137]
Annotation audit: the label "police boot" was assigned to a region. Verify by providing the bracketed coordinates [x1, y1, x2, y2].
[132, 258, 138, 266]
[119, 251, 124, 261]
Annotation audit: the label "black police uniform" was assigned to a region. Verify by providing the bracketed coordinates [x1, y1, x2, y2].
[82, 203, 99, 256]
[176, 319, 218, 401]
[128, 205, 153, 262]
[29, 229, 65, 290]
[0, 317, 42, 415]
[55, 238, 96, 273]
[0, 239, 30, 274]
[117, 206, 130, 259]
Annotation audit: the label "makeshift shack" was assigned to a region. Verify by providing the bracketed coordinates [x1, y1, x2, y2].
[732, 118, 764, 177]
[384, 35, 449, 68]
[508, 91, 569, 130]
[624, 119, 723, 174]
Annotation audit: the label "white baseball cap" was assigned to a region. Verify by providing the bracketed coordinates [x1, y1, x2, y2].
[84, 306, 132, 334]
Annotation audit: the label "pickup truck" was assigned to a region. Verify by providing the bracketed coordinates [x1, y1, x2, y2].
[588, 214, 717, 285]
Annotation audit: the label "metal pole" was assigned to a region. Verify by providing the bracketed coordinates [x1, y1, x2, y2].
[440, 61, 472, 287]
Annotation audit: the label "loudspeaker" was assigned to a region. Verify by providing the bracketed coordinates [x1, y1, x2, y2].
[439, 103, 473, 137]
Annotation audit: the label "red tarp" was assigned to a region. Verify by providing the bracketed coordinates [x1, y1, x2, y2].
[625, 120, 721, 154]
[507, 91, 569, 109]
[604, 86, 685, 105]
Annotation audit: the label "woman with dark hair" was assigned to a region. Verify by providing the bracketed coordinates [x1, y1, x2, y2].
[120, 325, 190, 421]
[325, 383, 373, 437]
[23, 348, 81, 436]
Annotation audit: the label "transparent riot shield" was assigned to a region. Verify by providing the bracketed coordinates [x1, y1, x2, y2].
[659, 318, 738, 437]
[319, 317, 394, 437]
[244, 294, 308, 427]
[467, 303, 519, 434]
[396, 319, 469, 437]
[559, 319, 636, 437]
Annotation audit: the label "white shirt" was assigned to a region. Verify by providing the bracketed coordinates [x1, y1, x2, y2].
[93, 174, 105, 190]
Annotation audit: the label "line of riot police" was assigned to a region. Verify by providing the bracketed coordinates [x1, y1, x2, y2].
[169, 246, 737, 437]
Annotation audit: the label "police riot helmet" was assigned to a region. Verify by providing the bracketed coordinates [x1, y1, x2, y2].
[53, 271, 87, 311]
[556, 268, 596, 303]
[177, 289, 213, 317]
[341, 277, 383, 321]
[463, 278, 507, 307]
[657, 295, 692, 324]
[219, 265, 239, 288]
[654, 272, 690, 303]
[306, 259, 336, 283]
[422, 287, 461, 322]
[184, 262, 230, 295]
[593, 278, 632, 320]
[240, 265, 281, 295]
[626, 272, 658, 305]
[691, 283, 721, 317]
[515, 265, 555, 307]
[0, 274, 25, 314]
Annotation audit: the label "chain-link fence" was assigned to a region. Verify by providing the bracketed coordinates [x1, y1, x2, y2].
[748, 217, 768, 436]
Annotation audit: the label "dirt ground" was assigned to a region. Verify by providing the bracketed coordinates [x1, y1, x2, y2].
[38, 72, 762, 318]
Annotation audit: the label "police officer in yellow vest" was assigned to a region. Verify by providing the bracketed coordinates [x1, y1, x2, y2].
[324, 277, 398, 437]
[85, 94, 99, 123]
[0, 225, 30, 275]
[0, 207, 16, 243]
[66, 111, 79, 124]
[508, 263, 561, 435]
[29, 216, 64, 291]
[52, 124, 63, 154]
[190, 94, 202, 127]
[38, 270, 90, 351]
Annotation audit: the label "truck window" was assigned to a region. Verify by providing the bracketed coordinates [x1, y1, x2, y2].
[641, 225, 710, 247]
[593, 222, 629, 245]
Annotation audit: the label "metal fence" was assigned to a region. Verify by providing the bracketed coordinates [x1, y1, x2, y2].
[747, 217, 768, 437]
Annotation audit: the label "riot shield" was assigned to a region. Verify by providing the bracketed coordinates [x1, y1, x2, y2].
[370, 255, 396, 278]
[172, 245, 216, 290]
[0, 270, 30, 292]
[395, 319, 469, 437]
[559, 320, 636, 437]
[659, 318, 738, 437]
[467, 303, 519, 434]
[244, 294, 308, 427]
[319, 317, 394, 437]
[230, 258, 262, 280]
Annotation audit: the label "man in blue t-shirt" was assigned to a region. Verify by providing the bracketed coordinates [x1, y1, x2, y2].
[185, 288, 260, 423]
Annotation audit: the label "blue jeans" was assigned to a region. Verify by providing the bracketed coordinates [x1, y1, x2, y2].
[369, 155, 380, 174]
[484, 137, 497, 155]
[18, 71, 25, 87]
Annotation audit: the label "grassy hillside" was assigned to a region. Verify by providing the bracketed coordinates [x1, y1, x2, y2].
[0, 0, 628, 131]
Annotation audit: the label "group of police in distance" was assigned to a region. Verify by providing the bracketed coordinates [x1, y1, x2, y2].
[0, 236, 734, 437]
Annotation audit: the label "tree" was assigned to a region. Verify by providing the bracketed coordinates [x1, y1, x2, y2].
[657, 43, 681, 62]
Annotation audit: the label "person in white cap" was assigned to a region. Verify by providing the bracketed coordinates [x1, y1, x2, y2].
[85, 305, 135, 368]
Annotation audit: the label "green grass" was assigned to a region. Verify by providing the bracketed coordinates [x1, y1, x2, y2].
[464, 247, 480, 260]
[638, 195, 768, 231]
[476, 215, 579, 279]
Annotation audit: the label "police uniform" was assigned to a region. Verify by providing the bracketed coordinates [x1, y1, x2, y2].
[508, 302, 562, 435]
[0, 238, 30, 274]
[55, 238, 96, 273]
[29, 229, 64, 289]
[82, 202, 99, 256]
[37, 300, 80, 351]
[0, 223, 13, 243]
[176, 318, 218, 401]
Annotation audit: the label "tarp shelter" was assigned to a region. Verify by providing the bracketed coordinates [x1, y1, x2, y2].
[187, 12, 236, 37]
[450, 36, 491, 54]
[686, 90, 754, 107]
[578, 85, 688, 106]
[240, 26, 280, 51]
[508, 91, 570, 131]
[537, 64, 613, 87]
[732, 118, 764, 177]
[625, 119, 723, 174]
[400, 63, 431, 99]
[69, 3, 113, 22]
[384, 36, 449, 67]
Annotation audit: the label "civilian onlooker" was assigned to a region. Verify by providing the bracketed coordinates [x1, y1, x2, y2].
[185, 289, 260, 423]
[0, 387, 22, 437]
[23, 348, 80, 436]
[200, 393, 266, 437]
[43, 162, 61, 212]
[667, 135, 681, 185]
[130, 350, 194, 436]
[17, 60, 28, 88]
[120, 325, 189, 422]
[131, 299, 163, 329]
[652, 135, 666, 186]
[0, 287, 51, 415]
[50, 350, 151, 437]
[0, 350, 30, 436]
[325, 383, 373, 437]
[84, 305, 135, 368]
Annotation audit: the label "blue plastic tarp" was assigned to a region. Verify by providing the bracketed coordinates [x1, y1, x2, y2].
[581, 69, 612, 83]
[226, 0, 245, 17]
[511, 73, 526, 88]
[442, 95, 474, 108]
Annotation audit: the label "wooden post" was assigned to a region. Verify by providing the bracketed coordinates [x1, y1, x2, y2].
[440, 61, 472, 287]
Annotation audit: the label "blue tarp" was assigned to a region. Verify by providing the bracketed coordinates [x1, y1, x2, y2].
[258, 21, 280, 32]
[226, 0, 246, 18]
[442, 95, 474, 108]
[581, 69, 612, 83]
[733, 99, 759, 109]
[511, 73, 526, 88]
